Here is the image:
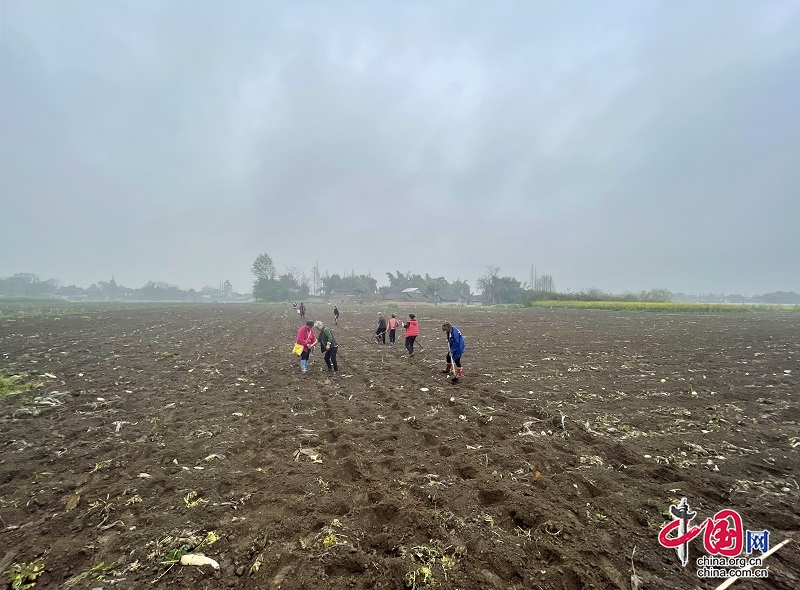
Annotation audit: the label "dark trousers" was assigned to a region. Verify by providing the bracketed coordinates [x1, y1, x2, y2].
[388, 329, 396, 344]
[325, 347, 338, 371]
[376, 328, 386, 344]
[445, 353, 462, 367]
[301, 348, 310, 361]
[405, 336, 416, 354]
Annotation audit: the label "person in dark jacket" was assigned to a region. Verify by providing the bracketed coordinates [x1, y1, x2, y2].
[299, 302, 306, 321]
[375, 313, 387, 344]
[314, 321, 338, 372]
[441, 322, 466, 380]
[333, 306, 339, 325]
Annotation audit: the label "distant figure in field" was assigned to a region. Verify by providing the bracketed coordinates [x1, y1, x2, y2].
[295, 320, 317, 373]
[299, 302, 306, 321]
[333, 306, 339, 325]
[403, 313, 418, 356]
[441, 322, 466, 382]
[387, 313, 399, 346]
[375, 313, 387, 344]
[314, 320, 338, 373]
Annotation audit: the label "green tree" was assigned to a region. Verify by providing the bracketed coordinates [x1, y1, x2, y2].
[451, 279, 471, 301]
[321, 274, 345, 296]
[278, 273, 299, 290]
[477, 266, 528, 304]
[494, 276, 526, 304]
[251, 253, 277, 281]
[0, 273, 42, 296]
[253, 279, 290, 301]
[322, 273, 377, 298]
[251, 253, 292, 301]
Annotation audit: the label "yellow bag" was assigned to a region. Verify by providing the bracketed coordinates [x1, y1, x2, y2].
[292, 343, 304, 356]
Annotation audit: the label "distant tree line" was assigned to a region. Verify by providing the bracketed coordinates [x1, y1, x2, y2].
[251, 253, 380, 302]
[0, 273, 245, 301]
[383, 271, 471, 302]
[6, 263, 799, 307]
[250, 254, 677, 305]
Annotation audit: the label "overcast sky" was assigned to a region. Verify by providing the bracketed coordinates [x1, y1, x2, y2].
[1, 1, 798, 295]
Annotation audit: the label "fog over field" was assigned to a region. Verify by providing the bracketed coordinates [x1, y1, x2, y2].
[1, 1, 799, 294]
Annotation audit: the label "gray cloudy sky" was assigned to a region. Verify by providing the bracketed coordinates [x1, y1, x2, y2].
[2, 1, 799, 295]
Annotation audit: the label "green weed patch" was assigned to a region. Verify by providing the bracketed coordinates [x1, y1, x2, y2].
[0, 374, 33, 397]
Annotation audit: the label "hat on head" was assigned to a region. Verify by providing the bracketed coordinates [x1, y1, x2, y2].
[314, 321, 324, 328]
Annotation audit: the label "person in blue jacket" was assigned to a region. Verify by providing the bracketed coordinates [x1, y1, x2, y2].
[441, 322, 466, 381]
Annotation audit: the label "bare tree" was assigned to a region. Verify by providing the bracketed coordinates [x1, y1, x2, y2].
[286, 266, 301, 284]
[477, 265, 500, 304]
[539, 275, 555, 292]
[299, 268, 310, 297]
[312, 262, 321, 296]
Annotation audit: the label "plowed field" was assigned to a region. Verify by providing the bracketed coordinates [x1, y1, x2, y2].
[1, 303, 798, 589]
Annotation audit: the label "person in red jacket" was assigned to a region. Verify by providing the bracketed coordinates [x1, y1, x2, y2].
[295, 320, 317, 373]
[403, 313, 419, 356]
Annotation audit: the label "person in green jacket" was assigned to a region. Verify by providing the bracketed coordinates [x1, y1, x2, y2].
[314, 321, 339, 373]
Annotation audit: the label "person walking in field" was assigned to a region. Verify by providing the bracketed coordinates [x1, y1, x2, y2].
[441, 322, 466, 381]
[299, 302, 306, 321]
[375, 313, 387, 344]
[386, 313, 399, 346]
[314, 321, 338, 373]
[295, 320, 317, 373]
[403, 313, 419, 356]
[333, 306, 339, 325]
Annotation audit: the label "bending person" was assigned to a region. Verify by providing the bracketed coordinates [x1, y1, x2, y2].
[296, 320, 317, 373]
[314, 320, 339, 373]
[441, 322, 466, 380]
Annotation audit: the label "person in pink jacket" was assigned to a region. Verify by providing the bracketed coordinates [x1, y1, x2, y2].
[386, 313, 400, 346]
[296, 320, 317, 373]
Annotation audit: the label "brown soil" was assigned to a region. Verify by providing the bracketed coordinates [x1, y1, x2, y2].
[1, 304, 798, 590]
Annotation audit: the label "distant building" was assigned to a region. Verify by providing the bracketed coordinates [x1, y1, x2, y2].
[380, 287, 429, 303]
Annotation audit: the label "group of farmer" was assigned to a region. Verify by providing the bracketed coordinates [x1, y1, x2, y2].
[375, 312, 414, 351]
[295, 318, 338, 374]
[293, 304, 466, 381]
